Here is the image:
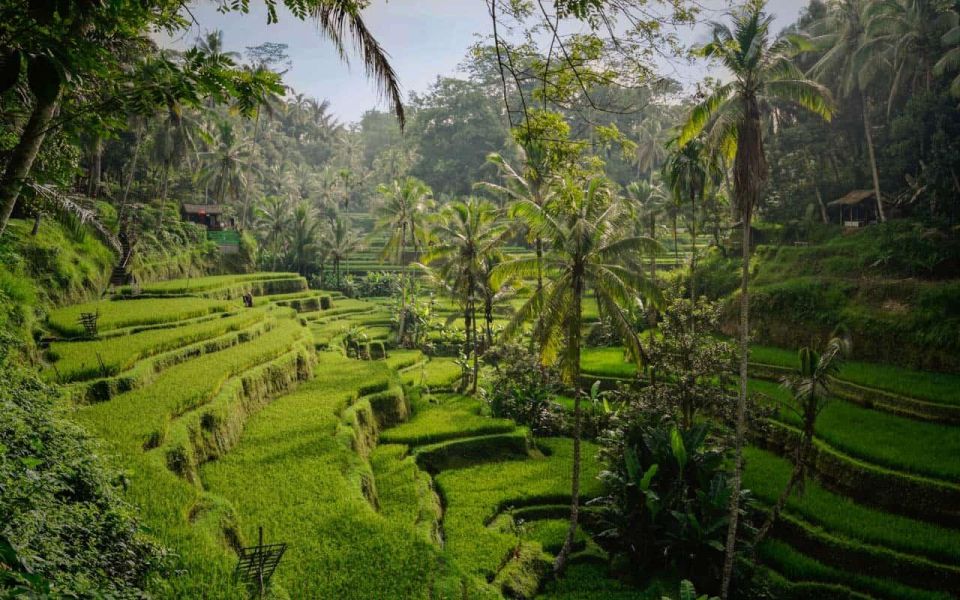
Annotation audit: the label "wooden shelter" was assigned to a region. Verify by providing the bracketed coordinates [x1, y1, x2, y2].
[829, 190, 879, 228]
[180, 204, 234, 231]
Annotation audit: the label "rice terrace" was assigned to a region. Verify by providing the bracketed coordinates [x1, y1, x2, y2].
[2, 0, 960, 598]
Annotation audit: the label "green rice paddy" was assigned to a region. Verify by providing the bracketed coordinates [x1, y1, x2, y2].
[41, 273, 960, 598]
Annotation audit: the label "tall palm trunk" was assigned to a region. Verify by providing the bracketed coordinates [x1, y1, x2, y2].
[397, 222, 408, 346]
[648, 214, 658, 329]
[689, 188, 698, 304]
[87, 135, 103, 198]
[754, 410, 813, 547]
[672, 216, 679, 268]
[555, 269, 584, 575]
[485, 296, 494, 348]
[472, 299, 480, 395]
[861, 93, 886, 222]
[721, 212, 751, 600]
[122, 128, 144, 206]
[0, 91, 62, 235]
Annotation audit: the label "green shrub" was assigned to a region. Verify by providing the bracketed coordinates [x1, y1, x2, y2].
[594, 421, 736, 593]
[1, 366, 162, 597]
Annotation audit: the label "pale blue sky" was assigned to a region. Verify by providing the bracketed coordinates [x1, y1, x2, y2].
[161, 1, 805, 124]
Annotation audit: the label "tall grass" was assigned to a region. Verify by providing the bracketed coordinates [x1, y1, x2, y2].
[380, 395, 516, 446]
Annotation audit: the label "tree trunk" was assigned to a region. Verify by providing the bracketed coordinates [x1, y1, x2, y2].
[396, 223, 408, 346]
[472, 300, 479, 395]
[0, 91, 62, 236]
[535, 236, 544, 346]
[485, 296, 494, 348]
[754, 430, 811, 548]
[122, 129, 144, 206]
[672, 216, 679, 268]
[861, 95, 886, 223]
[814, 184, 829, 224]
[554, 271, 584, 576]
[87, 135, 103, 198]
[30, 212, 41, 236]
[648, 215, 658, 329]
[690, 189, 698, 304]
[721, 216, 751, 599]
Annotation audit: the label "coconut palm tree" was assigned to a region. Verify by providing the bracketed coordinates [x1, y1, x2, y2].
[934, 22, 960, 97]
[375, 177, 433, 345]
[679, 2, 833, 595]
[808, 0, 888, 222]
[199, 121, 254, 222]
[863, 0, 959, 105]
[287, 202, 322, 276]
[479, 152, 558, 346]
[624, 178, 667, 327]
[495, 174, 661, 575]
[421, 198, 509, 393]
[323, 215, 363, 287]
[255, 195, 291, 271]
[663, 135, 717, 303]
[150, 105, 207, 203]
[754, 335, 849, 547]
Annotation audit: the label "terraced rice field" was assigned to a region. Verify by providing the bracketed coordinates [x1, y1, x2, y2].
[45, 273, 638, 598]
[576, 341, 960, 598]
[45, 271, 959, 598]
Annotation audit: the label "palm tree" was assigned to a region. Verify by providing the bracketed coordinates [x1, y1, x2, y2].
[624, 179, 667, 327]
[287, 202, 321, 276]
[495, 175, 661, 575]
[808, 0, 887, 222]
[679, 2, 833, 595]
[255, 195, 291, 271]
[421, 198, 509, 393]
[478, 254, 517, 349]
[479, 152, 558, 345]
[374, 177, 433, 345]
[663, 135, 717, 303]
[200, 121, 254, 224]
[323, 215, 363, 287]
[934, 22, 960, 97]
[863, 0, 959, 105]
[754, 335, 849, 547]
[151, 105, 206, 203]
[196, 30, 240, 69]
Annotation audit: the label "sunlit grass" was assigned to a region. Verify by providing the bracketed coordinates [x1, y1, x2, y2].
[200, 351, 466, 598]
[435, 437, 603, 584]
[47, 297, 234, 337]
[46, 308, 269, 381]
[381, 395, 516, 446]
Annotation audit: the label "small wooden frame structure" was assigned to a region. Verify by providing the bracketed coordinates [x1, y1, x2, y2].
[234, 527, 286, 598]
[180, 203, 233, 231]
[829, 190, 879, 228]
